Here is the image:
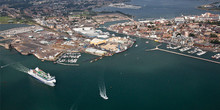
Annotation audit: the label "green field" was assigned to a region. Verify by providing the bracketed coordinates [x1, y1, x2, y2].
[0, 16, 13, 24]
[0, 16, 35, 24]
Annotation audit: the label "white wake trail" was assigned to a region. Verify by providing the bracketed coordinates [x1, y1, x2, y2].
[70, 104, 78, 110]
[0, 63, 11, 69]
[99, 80, 108, 100]
[11, 63, 29, 73]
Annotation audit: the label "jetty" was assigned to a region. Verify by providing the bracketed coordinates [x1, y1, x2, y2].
[56, 62, 79, 66]
[55, 52, 81, 66]
[146, 46, 220, 65]
[90, 56, 104, 63]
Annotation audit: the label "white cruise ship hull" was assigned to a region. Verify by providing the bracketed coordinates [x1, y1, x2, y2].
[28, 70, 56, 87]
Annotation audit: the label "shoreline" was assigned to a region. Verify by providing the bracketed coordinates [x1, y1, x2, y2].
[0, 22, 135, 63]
[1, 11, 219, 64]
[108, 3, 141, 9]
[96, 11, 134, 19]
[197, 2, 220, 11]
[197, 7, 220, 11]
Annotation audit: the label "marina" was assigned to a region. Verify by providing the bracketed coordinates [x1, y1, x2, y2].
[166, 44, 209, 57]
[56, 62, 80, 66]
[197, 51, 207, 56]
[212, 53, 220, 60]
[147, 47, 220, 64]
[179, 47, 191, 52]
[167, 44, 182, 50]
[188, 48, 199, 54]
[172, 46, 181, 50]
[56, 52, 81, 65]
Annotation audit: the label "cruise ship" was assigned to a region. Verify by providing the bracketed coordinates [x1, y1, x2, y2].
[28, 67, 56, 86]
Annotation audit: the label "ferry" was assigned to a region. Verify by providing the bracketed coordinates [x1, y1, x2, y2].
[28, 67, 56, 86]
[197, 51, 207, 56]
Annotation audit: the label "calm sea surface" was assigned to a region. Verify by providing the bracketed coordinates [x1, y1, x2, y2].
[1, 1, 220, 109]
[94, 0, 220, 20]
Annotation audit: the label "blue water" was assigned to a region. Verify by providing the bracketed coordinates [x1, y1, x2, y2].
[1, 35, 220, 110]
[94, 0, 220, 20]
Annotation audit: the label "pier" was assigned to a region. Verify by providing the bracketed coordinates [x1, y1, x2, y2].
[55, 52, 81, 66]
[0, 43, 5, 47]
[56, 62, 79, 66]
[145, 44, 161, 51]
[90, 56, 104, 63]
[146, 46, 220, 65]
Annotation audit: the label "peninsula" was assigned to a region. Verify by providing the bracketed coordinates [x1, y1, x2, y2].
[198, 2, 220, 11]
[109, 3, 141, 9]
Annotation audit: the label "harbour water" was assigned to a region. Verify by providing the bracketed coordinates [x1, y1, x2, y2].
[1, 22, 220, 110]
[94, 0, 220, 20]
[1, 0, 220, 108]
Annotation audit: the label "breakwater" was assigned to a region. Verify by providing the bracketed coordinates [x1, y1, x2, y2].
[146, 47, 220, 65]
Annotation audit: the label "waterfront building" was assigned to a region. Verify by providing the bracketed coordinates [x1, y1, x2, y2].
[90, 38, 107, 46]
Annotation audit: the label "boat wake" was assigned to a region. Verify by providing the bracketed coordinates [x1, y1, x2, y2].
[99, 80, 108, 100]
[0, 63, 11, 69]
[69, 96, 84, 110]
[11, 63, 29, 73]
[70, 104, 78, 110]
